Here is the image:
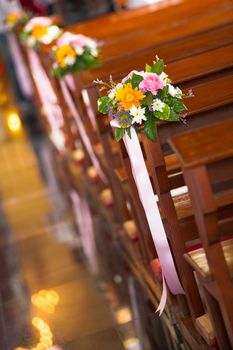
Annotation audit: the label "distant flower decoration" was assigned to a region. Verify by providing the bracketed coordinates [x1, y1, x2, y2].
[20, 16, 62, 48]
[6, 11, 29, 30]
[96, 58, 192, 141]
[51, 32, 100, 78]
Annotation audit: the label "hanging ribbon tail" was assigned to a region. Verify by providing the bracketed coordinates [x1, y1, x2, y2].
[60, 78, 108, 185]
[7, 32, 33, 99]
[156, 275, 167, 316]
[64, 75, 97, 132]
[122, 127, 184, 313]
[27, 48, 64, 133]
[69, 190, 98, 275]
[81, 89, 98, 130]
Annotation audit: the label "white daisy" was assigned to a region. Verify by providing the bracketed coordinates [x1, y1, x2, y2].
[168, 84, 183, 98]
[130, 105, 146, 124]
[175, 87, 183, 99]
[168, 84, 177, 97]
[90, 47, 98, 57]
[27, 36, 36, 47]
[108, 83, 123, 99]
[64, 56, 76, 66]
[75, 46, 84, 55]
[160, 72, 168, 84]
[151, 99, 165, 112]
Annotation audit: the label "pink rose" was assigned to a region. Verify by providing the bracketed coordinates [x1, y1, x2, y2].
[56, 32, 77, 46]
[24, 17, 52, 31]
[139, 73, 165, 95]
[71, 34, 89, 49]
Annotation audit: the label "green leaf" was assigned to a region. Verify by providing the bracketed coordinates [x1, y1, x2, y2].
[156, 85, 168, 99]
[115, 128, 125, 142]
[126, 127, 131, 138]
[146, 64, 151, 72]
[144, 114, 157, 141]
[168, 109, 180, 121]
[151, 59, 164, 74]
[154, 104, 170, 121]
[142, 92, 153, 106]
[97, 96, 111, 114]
[131, 73, 144, 88]
[170, 99, 187, 113]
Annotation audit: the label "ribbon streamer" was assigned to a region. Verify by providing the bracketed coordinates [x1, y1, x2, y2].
[60, 78, 108, 184]
[70, 189, 98, 274]
[123, 127, 184, 313]
[27, 49, 64, 132]
[7, 32, 33, 99]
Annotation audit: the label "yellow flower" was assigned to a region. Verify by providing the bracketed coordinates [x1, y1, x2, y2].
[7, 14, 19, 25]
[56, 45, 76, 68]
[32, 25, 48, 40]
[115, 83, 145, 110]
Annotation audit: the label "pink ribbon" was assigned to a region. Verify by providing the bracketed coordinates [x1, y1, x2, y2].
[7, 32, 33, 99]
[123, 127, 184, 314]
[64, 75, 97, 130]
[70, 189, 98, 274]
[27, 48, 64, 132]
[60, 78, 108, 184]
[81, 89, 97, 130]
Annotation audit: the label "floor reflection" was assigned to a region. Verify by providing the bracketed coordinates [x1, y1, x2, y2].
[0, 127, 151, 350]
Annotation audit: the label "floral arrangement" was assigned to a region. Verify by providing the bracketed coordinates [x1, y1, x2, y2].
[96, 58, 191, 141]
[6, 11, 29, 30]
[20, 17, 62, 48]
[51, 32, 100, 79]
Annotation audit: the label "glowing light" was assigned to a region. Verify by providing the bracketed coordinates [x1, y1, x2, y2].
[31, 289, 59, 314]
[114, 306, 133, 324]
[16, 290, 60, 350]
[7, 112, 22, 133]
[124, 337, 140, 350]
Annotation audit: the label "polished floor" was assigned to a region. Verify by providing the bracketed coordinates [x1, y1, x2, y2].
[0, 132, 143, 350]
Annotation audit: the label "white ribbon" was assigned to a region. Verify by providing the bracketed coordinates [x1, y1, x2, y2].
[123, 127, 184, 314]
[60, 78, 108, 184]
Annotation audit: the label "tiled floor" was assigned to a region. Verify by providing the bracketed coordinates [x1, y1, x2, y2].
[0, 134, 142, 350]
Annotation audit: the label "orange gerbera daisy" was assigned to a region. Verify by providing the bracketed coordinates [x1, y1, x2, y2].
[115, 83, 145, 110]
[32, 25, 48, 39]
[56, 45, 76, 68]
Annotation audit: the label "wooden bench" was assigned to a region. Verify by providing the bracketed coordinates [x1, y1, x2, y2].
[169, 119, 233, 349]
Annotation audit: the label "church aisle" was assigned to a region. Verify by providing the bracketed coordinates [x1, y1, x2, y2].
[0, 133, 134, 350]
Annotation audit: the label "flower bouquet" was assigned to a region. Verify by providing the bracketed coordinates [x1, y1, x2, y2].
[20, 17, 62, 48]
[6, 11, 29, 31]
[96, 58, 191, 141]
[51, 32, 100, 79]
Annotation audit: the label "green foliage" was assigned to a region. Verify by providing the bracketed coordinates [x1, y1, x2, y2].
[97, 96, 111, 114]
[169, 99, 187, 113]
[142, 92, 153, 106]
[126, 127, 131, 138]
[151, 59, 164, 74]
[20, 30, 30, 39]
[168, 109, 180, 121]
[118, 113, 133, 128]
[131, 73, 144, 88]
[115, 128, 125, 142]
[154, 104, 170, 121]
[144, 114, 157, 140]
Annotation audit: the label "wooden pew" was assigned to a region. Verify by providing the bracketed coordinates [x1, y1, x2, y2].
[22, 4, 231, 348]
[80, 35, 233, 87]
[68, 0, 233, 40]
[169, 119, 233, 348]
[91, 70, 233, 347]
